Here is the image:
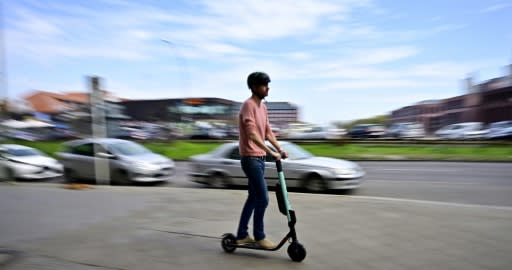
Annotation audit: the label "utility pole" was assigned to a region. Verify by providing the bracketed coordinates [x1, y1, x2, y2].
[89, 76, 110, 185]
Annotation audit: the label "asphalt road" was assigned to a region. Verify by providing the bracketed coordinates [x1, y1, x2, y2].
[356, 161, 512, 207]
[29, 161, 512, 207]
[1, 179, 512, 270]
[1, 161, 512, 269]
[169, 161, 512, 207]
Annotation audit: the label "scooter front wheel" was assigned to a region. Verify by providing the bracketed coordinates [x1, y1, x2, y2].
[287, 242, 306, 262]
[221, 233, 237, 253]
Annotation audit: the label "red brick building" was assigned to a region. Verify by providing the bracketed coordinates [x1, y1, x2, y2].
[391, 65, 512, 134]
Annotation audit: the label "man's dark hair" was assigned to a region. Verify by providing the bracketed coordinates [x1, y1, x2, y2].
[247, 72, 271, 89]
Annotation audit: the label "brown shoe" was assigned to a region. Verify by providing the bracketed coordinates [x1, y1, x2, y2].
[236, 236, 256, 245]
[256, 239, 276, 249]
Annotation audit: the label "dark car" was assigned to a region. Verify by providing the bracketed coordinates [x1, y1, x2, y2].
[347, 124, 386, 139]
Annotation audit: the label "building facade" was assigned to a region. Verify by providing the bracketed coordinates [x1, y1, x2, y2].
[390, 65, 512, 134]
[266, 101, 299, 127]
[23, 90, 130, 137]
[121, 98, 237, 123]
[122, 98, 299, 126]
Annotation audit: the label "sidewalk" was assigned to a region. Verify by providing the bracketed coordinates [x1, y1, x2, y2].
[1, 184, 512, 270]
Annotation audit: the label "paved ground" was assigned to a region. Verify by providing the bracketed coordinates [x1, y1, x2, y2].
[1, 183, 512, 270]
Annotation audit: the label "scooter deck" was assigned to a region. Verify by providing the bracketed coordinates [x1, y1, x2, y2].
[226, 232, 293, 251]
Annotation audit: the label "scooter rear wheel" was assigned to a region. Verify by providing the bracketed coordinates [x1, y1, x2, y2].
[287, 242, 306, 262]
[221, 233, 237, 253]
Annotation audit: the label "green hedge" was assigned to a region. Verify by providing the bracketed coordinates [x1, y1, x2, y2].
[3, 140, 512, 161]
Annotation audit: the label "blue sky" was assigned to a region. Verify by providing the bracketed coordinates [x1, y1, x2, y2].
[2, 0, 512, 124]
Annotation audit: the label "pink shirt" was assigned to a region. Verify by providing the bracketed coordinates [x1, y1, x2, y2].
[238, 97, 271, 156]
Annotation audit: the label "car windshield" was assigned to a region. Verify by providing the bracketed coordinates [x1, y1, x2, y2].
[109, 141, 151, 156]
[7, 148, 43, 157]
[281, 143, 313, 160]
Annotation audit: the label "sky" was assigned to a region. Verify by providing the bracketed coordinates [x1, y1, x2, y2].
[1, 0, 512, 125]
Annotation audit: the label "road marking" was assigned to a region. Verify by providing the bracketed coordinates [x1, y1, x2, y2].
[366, 179, 487, 185]
[349, 195, 512, 211]
[368, 168, 459, 172]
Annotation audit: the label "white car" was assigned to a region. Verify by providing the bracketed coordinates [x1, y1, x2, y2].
[386, 123, 425, 139]
[434, 122, 483, 140]
[57, 138, 175, 185]
[0, 144, 63, 181]
[485, 121, 512, 140]
[188, 141, 365, 192]
[463, 125, 489, 140]
[287, 126, 346, 140]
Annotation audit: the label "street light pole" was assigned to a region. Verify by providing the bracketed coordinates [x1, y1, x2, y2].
[160, 39, 188, 97]
[161, 39, 188, 124]
[0, 0, 8, 121]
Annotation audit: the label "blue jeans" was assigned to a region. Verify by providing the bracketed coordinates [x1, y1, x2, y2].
[236, 156, 269, 241]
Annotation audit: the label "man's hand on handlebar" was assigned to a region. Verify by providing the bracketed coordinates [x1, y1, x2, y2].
[270, 151, 282, 161]
[278, 149, 288, 159]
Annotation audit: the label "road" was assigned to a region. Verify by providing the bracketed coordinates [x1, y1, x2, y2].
[167, 161, 512, 207]
[1, 161, 512, 269]
[42, 161, 512, 207]
[2, 177, 512, 270]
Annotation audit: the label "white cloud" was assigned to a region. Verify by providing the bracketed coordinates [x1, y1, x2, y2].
[348, 46, 420, 65]
[322, 79, 430, 91]
[197, 0, 344, 40]
[5, 0, 507, 123]
[481, 3, 512, 13]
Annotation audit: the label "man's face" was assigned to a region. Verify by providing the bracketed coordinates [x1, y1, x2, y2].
[253, 83, 269, 99]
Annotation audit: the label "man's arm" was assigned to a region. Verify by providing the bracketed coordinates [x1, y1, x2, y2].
[266, 131, 287, 158]
[248, 132, 281, 160]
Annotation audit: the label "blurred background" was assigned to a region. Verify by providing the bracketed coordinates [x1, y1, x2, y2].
[0, 0, 511, 142]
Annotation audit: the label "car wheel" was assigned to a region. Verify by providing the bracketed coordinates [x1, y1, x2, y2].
[303, 174, 326, 192]
[209, 173, 226, 188]
[113, 170, 131, 185]
[4, 168, 16, 181]
[63, 168, 76, 183]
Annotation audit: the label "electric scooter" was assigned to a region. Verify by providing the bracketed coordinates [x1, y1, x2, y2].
[221, 159, 307, 262]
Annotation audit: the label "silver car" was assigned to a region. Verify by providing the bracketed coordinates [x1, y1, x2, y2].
[0, 144, 63, 181]
[188, 141, 365, 192]
[57, 138, 175, 185]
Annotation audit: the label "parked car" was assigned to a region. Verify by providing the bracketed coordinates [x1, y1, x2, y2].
[347, 124, 386, 139]
[434, 122, 483, 140]
[189, 127, 228, 139]
[188, 141, 365, 192]
[287, 126, 346, 140]
[5, 129, 43, 141]
[120, 123, 170, 140]
[56, 138, 175, 185]
[386, 122, 425, 139]
[463, 124, 489, 140]
[0, 144, 63, 181]
[485, 121, 512, 140]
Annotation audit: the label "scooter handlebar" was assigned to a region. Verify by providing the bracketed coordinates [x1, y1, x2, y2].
[276, 159, 283, 172]
[275, 150, 287, 172]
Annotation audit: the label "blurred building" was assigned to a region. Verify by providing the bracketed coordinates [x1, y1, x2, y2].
[4, 99, 34, 120]
[390, 65, 512, 134]
[23, 91, 129, 137]
[122, 98, 299, 126]
[266, 102, 299, 126]
[122, 98, 237, 123]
